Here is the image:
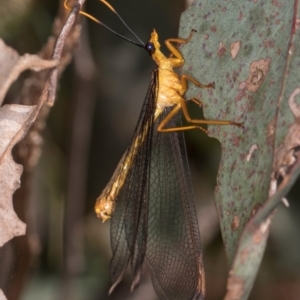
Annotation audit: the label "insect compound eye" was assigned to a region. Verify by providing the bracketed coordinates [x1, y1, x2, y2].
[145, 42, 155, 55]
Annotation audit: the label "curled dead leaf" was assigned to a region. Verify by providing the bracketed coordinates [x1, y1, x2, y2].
[0, 289, 7, 300]
[275, 88, 300, 178]
[0, 39, 58, 105]
[0, 104, 37, 246]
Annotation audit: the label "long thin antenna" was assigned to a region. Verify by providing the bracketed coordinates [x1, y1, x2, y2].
[99, 0, 145, 46]
[64, 0, 145, 48]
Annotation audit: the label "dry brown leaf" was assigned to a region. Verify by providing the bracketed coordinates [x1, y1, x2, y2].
[275, 87, 300, 178]
[0, 289, 7, 300]
[0, 104, 36, 246]
[0, 38, 58, 105]
[0, 3, 84, 298]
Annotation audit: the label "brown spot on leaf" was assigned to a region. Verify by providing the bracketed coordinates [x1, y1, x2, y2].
[230, 41, 241, 59]
[252, 218, 271, 244]
[217, 42, 226, 57]
[263, 39, 275, 48]
[244, 58, 271, 92]
[224, 274, 244, 300]
[251, 203, 262, 216]
[276, 48, 282, 55]
[271, 0, 282, 7]
[231, 216, 240, 231]
[241, 248, 250, 264]
[210, 25, 217, 32]
[266, 117, 276, 145]
[231, 133, 241, 147]
[246, 144, 258, 161]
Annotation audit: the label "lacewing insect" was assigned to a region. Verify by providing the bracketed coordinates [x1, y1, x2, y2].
[65, 1, 243, 299]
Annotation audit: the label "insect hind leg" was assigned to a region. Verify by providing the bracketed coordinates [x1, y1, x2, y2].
[157, 103, 208, 134]
[181, 97, 244, 128]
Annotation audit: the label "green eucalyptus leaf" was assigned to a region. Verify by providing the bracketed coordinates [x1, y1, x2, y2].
[179, 1, 298, 298]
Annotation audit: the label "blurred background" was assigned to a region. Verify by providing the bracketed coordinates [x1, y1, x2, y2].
[0, 0, 300, 299]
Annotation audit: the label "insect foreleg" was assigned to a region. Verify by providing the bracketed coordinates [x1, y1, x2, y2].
[165, 30, 196, 67]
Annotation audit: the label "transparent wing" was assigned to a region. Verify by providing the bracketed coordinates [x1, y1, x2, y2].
[146, 109, 204, 300]
[109, 70, 157, 291]
[109, 69, 204, 300]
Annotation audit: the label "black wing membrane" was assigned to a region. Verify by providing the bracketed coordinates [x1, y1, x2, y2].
[147, 108, 204, 300]
[109, 69, 157, 291]
[109, 69, 204, 300]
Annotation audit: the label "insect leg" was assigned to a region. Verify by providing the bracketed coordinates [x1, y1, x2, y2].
[157, 104, 208, 134]
[190, 98, 203, 107]
[180, 97, 244, 128]
[181, 74, 215, 92]
[180, 74, 243, 128]
[157, 97, 243, 133]
[165, 30, 196, 67]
